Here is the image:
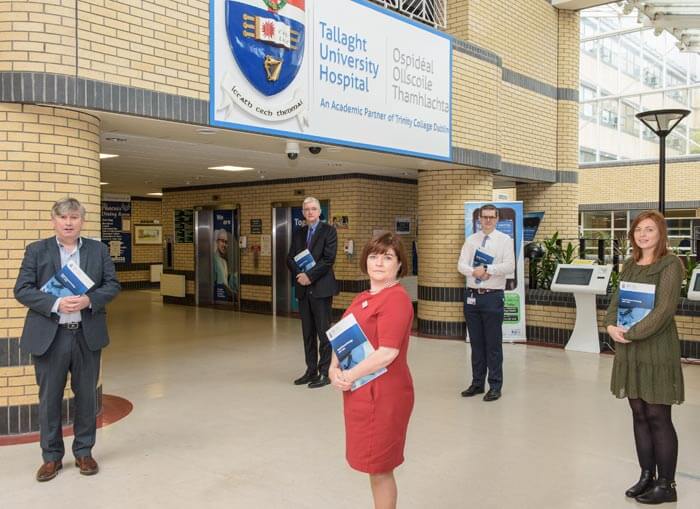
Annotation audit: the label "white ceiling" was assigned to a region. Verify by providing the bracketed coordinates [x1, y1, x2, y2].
[96, 112, 452, 196]
[94, 111, 517, 196]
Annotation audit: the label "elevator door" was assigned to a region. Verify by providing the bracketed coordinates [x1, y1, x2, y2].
[273, 207, 292, 315]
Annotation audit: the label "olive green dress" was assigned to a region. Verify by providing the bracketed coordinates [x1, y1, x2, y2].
[605, 254, 684, 405]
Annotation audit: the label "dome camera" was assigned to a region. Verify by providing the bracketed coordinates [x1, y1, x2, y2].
[286, 141, 300, 160]
[308, 146, 322, 155]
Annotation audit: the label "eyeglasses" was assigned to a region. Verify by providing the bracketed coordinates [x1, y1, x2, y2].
[480, 215, 497, 221]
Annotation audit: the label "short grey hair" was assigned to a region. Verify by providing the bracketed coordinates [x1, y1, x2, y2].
[302, 196, 320, 209]
[214, 229, 230, 241]
[51, 197, 86, 218]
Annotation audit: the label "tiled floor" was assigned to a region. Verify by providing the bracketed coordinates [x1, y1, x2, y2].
[2, 290, 699, 508]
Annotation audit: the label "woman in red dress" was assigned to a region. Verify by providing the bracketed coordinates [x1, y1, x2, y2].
[329, 233, 414, 509]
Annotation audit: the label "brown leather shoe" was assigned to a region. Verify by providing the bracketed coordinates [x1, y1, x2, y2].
[36, 461, 62, 482]
[74, 456, 99, 476]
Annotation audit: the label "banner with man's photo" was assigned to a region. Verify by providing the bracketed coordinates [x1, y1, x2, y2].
[464, 201, 526, 341]
[213, 210, 239, 303]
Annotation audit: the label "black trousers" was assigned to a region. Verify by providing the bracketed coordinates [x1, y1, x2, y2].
[298, 296, 332, 377]
[33, 327, 101, 462]
[464, 289, 504, 391]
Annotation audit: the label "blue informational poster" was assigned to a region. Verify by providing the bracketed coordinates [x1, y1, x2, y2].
[101, 199, 131, 265]
[523, 212, 545, 242]
[464, 201, 526, 341]
[213, 210, 239, 303]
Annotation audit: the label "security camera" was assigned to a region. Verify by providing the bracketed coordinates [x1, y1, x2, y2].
[286, 141, 299, 160]
[308, 146, 322, 155]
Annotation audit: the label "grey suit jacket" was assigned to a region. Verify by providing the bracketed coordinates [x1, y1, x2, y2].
[14, 237, 121, 356]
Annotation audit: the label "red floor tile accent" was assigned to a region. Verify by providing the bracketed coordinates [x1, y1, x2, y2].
[0, 394, 133, 447]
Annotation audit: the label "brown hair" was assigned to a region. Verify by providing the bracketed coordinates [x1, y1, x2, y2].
[479, 204, 499, 217]
[629, 210, 669, 263]
[359, 232, 409, 279]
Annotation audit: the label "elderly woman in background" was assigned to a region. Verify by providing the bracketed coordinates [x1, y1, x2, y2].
[330, 233, 414, 509]
[605, 210, 684, 505]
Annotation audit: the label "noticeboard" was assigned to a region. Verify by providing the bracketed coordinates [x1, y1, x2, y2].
[174, 209, 194, 243]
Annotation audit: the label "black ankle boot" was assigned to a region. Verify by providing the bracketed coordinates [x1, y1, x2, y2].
[625, 469, 655, 498]
[635, 478, 677, 504]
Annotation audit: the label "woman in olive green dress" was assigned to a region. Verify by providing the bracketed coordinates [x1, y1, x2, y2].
[605, 210, 684, 505]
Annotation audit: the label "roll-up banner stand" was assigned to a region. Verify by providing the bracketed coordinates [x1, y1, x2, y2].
[464, 201, 526, 341]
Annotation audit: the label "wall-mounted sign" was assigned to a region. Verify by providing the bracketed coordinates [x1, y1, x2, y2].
[101, 198, 131, 264]
[211, 0, 452, 160]
[395, 217, 411, 234]
[250, 218, 263, 234]
[174, 209, 194, 243]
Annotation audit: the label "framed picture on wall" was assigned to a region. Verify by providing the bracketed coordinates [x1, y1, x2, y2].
[134, 224, 163, 245]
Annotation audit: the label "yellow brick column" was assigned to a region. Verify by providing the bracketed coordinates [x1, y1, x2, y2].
[0, 103, 101, 435]
[516, 10, 580, 243]
[417, 168, 493, 337]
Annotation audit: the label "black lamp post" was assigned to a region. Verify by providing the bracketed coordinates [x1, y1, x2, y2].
[635, 109, 690, 215]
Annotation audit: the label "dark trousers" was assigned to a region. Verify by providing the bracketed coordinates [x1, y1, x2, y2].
[298, 296, 332, 377]
[464, 290, 504, 391]
[33, 327, 101, 462]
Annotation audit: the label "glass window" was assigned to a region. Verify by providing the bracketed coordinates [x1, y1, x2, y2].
[614, 211, 627, 229]
[620, 101, 639, 137]
[580, 147, 597, 162]
[580, 5, 697, 164]
[582, 211, 612, 229]
[600, 99, 618, 129]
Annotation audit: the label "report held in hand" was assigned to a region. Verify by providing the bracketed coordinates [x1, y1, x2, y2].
[327, 313, 386, 391]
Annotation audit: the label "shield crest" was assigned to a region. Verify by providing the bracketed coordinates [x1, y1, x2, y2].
[226, 0, 306, 97]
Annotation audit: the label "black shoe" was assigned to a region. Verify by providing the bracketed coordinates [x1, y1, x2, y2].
[308, 375, 330, 388]
[293, 373, 317, 385]
[483, 389, 501, 402]
[635, 478, 677, 504]
[626, 469, 655, 498]
[460, 385, 485, 397]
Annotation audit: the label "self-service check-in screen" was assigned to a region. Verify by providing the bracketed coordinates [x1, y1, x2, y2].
[555, 267, 593, 286]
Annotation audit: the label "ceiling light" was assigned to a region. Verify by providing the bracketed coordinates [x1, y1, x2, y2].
[100, 182, 109, 185]
[208, 165, 254, 172]
[99, 153, 119, 159]
[104, 137, 127, 142]
[147, 192, 163, 196]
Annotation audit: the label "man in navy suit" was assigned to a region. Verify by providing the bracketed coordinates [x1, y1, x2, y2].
[286, 196, 338, 388]
[14, 198, 120, 481]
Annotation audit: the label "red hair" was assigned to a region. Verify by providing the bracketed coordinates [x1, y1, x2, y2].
[629, 210, 669, 263]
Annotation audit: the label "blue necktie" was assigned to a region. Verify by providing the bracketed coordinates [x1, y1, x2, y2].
[306, 226, 314, 248]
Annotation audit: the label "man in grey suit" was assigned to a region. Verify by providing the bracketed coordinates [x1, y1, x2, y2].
[14, 198, 120, 482]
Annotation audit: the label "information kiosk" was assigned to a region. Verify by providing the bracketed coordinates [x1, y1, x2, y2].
[688, 268, 700, 301]
[550, 264, 613, 353]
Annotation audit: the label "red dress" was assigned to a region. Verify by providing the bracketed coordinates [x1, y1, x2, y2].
[342, 284, 414, 474]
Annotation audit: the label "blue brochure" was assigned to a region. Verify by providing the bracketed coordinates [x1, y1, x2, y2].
[327, 313, 386, 391]
[617, 281, 656, 331]
[40, 260, 95, 297]
[293, 249, 316, 272]
[473, 248, 494, 268]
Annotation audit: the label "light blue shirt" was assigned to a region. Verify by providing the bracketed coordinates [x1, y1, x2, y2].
[50, 237, 83, 324]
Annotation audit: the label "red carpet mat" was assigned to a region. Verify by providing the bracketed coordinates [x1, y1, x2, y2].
[0, 395, 133, 446]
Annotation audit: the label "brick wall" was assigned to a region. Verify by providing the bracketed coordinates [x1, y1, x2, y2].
[417, 167, 493, 328]
[579, 159, 700, 206]
[0, 102, 101, 409]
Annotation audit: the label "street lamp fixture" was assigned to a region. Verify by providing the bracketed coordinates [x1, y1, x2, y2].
[635, 108, 690, 215]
